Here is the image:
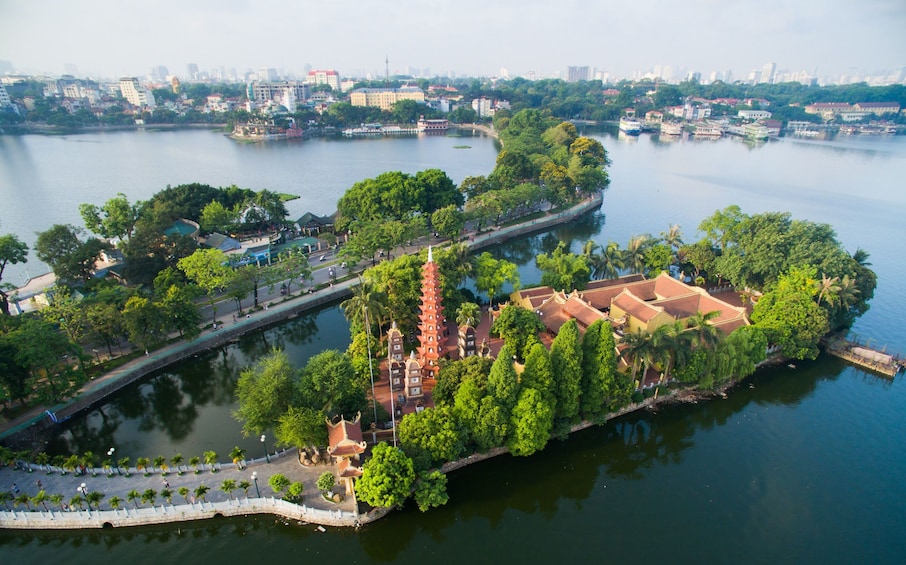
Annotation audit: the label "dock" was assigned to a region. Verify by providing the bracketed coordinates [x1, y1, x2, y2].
[822, 335, 904, 377]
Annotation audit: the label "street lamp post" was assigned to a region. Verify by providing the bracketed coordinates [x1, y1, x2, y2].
[107, 448, 117, 475]
[92, 348, 100, 363]
[260, 434, 270, 463]
[251, 472, 260, 498]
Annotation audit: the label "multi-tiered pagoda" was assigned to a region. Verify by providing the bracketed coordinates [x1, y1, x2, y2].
[416, 246, 445, 379]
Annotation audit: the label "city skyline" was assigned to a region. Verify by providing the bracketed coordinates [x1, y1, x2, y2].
[1, 0, 904, 83]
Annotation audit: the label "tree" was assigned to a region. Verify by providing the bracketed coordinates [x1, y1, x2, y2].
[121, 295, 166, 351]
[551, 319, 583, 434]
[508, 387, 555, 456]
[79, 193, 144, 243]
[580, 319, 622, 420]
[341, 278, 388, 337]
[490, 304, 544, 362]
[536, 242, 591, 292]
[399, 406, 464, 466]
[356, 442, 415, 508]
[274, 405, 328, 451]
[238, 480, 251, 498]
[194, 484, 210, 502]
[522, 341, 555, 408]
[199, 200, 238, 234]
[473, 252, 520, 308]
[108, 495, 122, 511]
[699, 205, 746, 252]
[286, 481, 304, 501]
[171, 453, 184, 474]
[158, 283, 202, 340]
[623, 234, 651, 275]
[455, 302, 481, 329]
[229, 446, 246, 469]
[275, 247, 312, 295]
[233, 348, 296, 436]
[317, 472, 336, 494]
[86, 491, 105, 510]
[268, 473, 291, 495]
[487, 345, 520, 412]
[178, 487, 190, 503]
[220, 479, 237, 500]
[177, 248, 232, 324]
[127, 489, 141, 509]
[0, 227, 28, 316]
[414, 470, 449, 512]
[203, 450, 218, 472]
[160, 488, 173, 505]
[297, 349, 366, 420]
[31, 490, 49, 511]
[433, 355, 493, 408]
[34, 224, 107, 284]
[431, 204, 465, 241]
[751, 266, 829, 360]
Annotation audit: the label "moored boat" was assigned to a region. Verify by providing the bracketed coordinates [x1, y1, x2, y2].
[619, 117, 642, 134]
[660, 121, 683, 136]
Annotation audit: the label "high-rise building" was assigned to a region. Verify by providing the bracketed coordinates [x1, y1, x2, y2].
[760, 62, 776, 84]
[150, 65, 169, 82]
[0, 84, 13, 108]
[567, 65, 590, 82]
[304, 70, 340, 91]
[186, 63, 199, 80]
[118, 77, 156, 109]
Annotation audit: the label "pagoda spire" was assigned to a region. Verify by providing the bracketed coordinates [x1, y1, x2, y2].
[416, 248, 444, 377]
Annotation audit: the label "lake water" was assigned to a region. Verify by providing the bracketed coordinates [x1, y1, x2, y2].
[1, 129, 905, 563]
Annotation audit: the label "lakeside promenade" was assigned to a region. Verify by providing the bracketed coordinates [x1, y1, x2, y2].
[0, 192, 603, 531]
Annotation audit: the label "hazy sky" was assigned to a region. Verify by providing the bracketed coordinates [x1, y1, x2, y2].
[1, 0, 904, 80]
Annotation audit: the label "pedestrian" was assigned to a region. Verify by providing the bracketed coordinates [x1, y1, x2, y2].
[11, 483, 19, 494]
[162, 479, 170, 488]
[35, 479, 42, 490]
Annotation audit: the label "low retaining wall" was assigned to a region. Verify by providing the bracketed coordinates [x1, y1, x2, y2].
[0, 497, 361, 530]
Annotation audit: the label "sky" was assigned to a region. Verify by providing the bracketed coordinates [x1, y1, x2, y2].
[1, 0, 904, 81]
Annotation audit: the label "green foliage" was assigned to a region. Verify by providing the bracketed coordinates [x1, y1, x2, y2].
[521, 342, 555, 408]
[551, 319, 583, 434]
[79, 193, 144, 242]
[487, 344, 520, 412]
[399, 406, 464, 466]
[580, 319, 622, 421]
[433, 356, 493, 407]
[751, 267, 829, 360]
[297, 349, 366, 420]
[365, 254, 424, 334]
[536, 242, 591, 292]
[275, 405, 329, 450]
[356, 442, 416, 508]
[286, 481, 304, 501]
[473, 252, 520, 306]
[317, 472, 336, 493]
[414, 470, 449, 512]
[490, 305, 544, 362]
[34, 224, 108, 284]
[0, 227, 29, 316]
[508, 387, 554, 456]
[233, 348, 296, 436]
[268, 473, 291, 494]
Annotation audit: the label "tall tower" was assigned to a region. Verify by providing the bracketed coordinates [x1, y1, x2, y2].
[416, 247, 445, 378]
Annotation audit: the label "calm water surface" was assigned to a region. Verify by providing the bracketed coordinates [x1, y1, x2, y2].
[2, 129, 905, 563]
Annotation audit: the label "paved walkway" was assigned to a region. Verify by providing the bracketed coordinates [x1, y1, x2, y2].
[0, 447, 355, 515]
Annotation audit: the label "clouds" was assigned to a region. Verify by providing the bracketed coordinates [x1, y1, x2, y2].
[0, 0, 902, 79]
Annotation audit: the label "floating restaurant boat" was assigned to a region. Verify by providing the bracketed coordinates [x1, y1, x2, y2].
[659, 121, 683, 136]
[417, 117, 449, 133]
[619, 117, 642, 134]
[230, 119, 303, 141]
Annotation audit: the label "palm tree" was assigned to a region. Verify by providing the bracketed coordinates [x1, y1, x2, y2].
[189, 456, 201, 474]
[127, 489, 141, 509]
[599, 241, 626, 279]
[108, 496, 122, 511]
[35, 452, 50, 473]
[229, 446, 246, 470]
[141, 489, 157, 507]
[136, 456, 150, 475]
[220, 479, 237, 500]
[178, 486, 190, 504]
[684, 311, 722, 351]
[836, 275, 860, 311]
[851, 247, 871, 267]
[171, 453, 184, 475]
[660, 224, 684, 250]
[118, 456, 131, 476]
[0, 491, 12, 510]
[203, 451, 218, 473]
[86, 491, 105, 510]
[49, 493, 64, 511]
[153, 455, 166, 474]
[81, 450, 96, 473]
[455, 302, 481, 329]
[62, 454, 80, 475]
[653, 322, 692, 383]
[624, 235, 650, 275]
[14, 493, 32, 510]
[341, 278, 388, 335]
[620, 329, 656, 387]
[161, 488, 173, 505]
[816, 273, 841, 307]
[194, 484, 210, 503]
[31, 490, 49, 511]
[68, 494, 84, 510]
[238, 480, 251, 498]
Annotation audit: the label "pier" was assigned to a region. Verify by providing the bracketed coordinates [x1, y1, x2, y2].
[822, 335, 904, 377]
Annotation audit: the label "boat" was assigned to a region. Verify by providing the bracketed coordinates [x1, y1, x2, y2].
[660, 122, 683, 136]
[417, 117, 449, 133]
[342, 123, 385, 136]
[619, 117, 642, 135]
[230, 119, 304, 141]
[693, 122, 723, 138]
[743, 123, 769, 141]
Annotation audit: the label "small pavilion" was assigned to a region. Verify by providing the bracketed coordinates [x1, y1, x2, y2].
[326, 413, 367, 496]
